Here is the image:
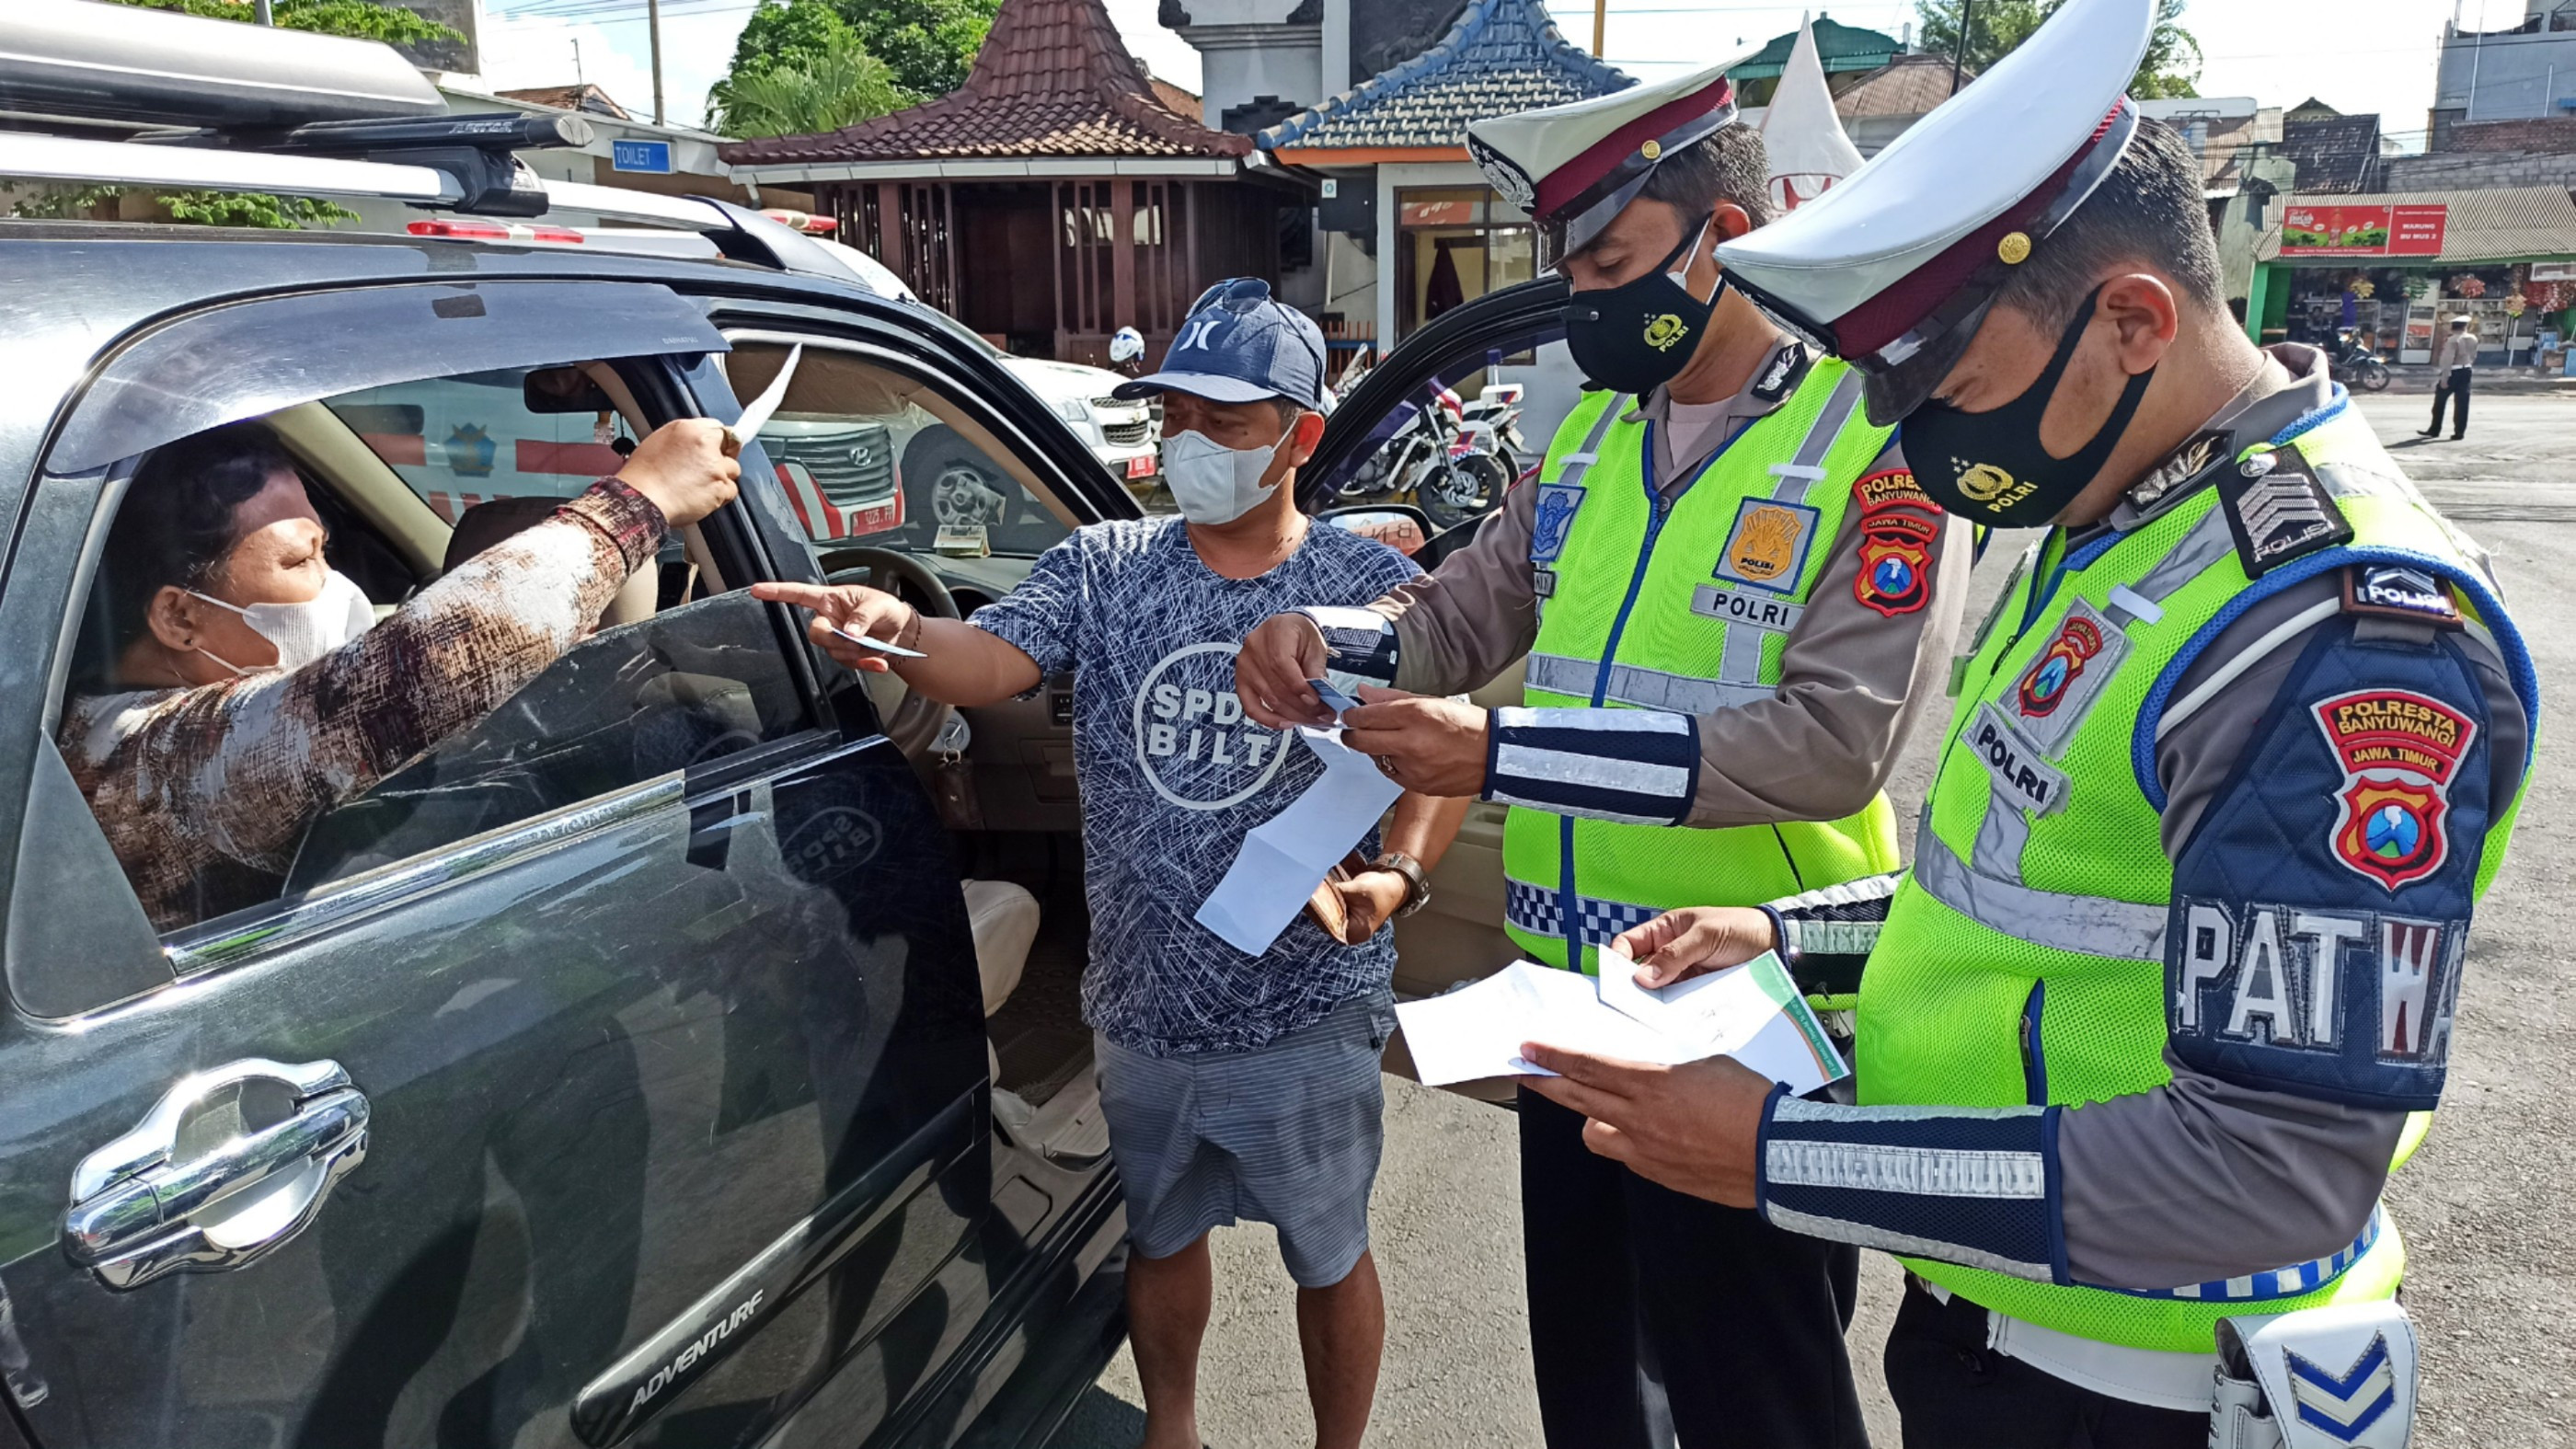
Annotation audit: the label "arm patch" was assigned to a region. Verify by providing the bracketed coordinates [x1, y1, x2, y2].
[2167, 621, 2494, 1110]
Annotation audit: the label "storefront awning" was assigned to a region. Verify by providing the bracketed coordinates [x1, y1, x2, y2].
[2260, 187, 2576, 267]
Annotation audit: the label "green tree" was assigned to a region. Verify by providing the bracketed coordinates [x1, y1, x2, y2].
[714, 0, 1000, 121]
[6, 0, 470, 228]
[1915, 0, 2201, 99]
[707, 45, 907, 140]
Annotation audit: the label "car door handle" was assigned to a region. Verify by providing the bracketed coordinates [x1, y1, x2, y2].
[63, 1058, 371, 1291]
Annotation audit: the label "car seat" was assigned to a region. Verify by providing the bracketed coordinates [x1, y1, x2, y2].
[444, 496, 658, 627]
[960, 878, 1038, 1018]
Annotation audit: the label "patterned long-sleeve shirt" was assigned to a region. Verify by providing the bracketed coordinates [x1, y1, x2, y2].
[63, 478, 665, 931]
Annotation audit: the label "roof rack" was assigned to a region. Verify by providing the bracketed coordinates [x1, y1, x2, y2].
[0, 2, 895, 288]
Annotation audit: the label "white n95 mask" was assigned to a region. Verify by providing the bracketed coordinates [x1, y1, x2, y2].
[190, 568, 376, 675]
[1162, 429, 1284, 525]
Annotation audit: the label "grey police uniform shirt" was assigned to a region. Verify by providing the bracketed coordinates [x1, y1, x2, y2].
[1351, 339, 1972, 827]
[971, 515, 1422, 1058]
[1776, 345, 2530, 1290]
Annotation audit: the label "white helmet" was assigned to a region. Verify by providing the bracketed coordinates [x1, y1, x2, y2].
[1110, 327, 1144, 363]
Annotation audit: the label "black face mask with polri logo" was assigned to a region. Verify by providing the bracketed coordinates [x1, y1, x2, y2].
[1900, 286, 2157, 527]
[1560, 213, 1722, 397]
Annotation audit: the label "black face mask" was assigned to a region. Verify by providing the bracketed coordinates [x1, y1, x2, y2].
[1561, 215, 1722, 397]
[1901, 286, 2156, 527]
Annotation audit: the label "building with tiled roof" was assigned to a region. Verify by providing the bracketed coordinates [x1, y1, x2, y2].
[1257, 0, 1627, 157]
[722, 0, 1305, 366]
[1728, 16, 1905, 106]
[2279, 112, 2386, 193]
[496, 84, 631, 121]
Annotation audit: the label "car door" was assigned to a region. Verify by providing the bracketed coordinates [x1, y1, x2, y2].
[1303, 282, 1577, 1047]
[0, 276, 984, 1449]
[680, 297, 1143, 1449]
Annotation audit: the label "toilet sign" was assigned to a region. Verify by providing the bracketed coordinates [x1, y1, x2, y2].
[611, 139, 673, 174]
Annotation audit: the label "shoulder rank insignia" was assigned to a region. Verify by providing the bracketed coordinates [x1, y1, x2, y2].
[2341, 565, 2464, 630]
[2218, 448, 2351, 577]
[1749, 343, 1811, 404]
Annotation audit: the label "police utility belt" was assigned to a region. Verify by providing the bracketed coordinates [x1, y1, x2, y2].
[1919, 1278, 2420, 1445]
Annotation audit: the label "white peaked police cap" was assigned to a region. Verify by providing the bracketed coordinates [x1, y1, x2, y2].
[1467, 54, 1754, 268]
[1714, 0, 2156, 425]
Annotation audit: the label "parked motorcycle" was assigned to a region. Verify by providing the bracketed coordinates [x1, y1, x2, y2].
[1334, 379, 1517, 531]
[2329, 331, 2392, 393]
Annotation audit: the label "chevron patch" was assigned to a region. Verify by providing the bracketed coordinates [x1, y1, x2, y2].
[2286, 1333, 2397, 1443]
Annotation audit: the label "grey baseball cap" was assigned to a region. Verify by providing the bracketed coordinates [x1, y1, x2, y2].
[1112, 278, 1327, 411]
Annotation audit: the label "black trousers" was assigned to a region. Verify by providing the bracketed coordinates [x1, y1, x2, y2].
[2429, 366, 2470, 436]
[1882, 1281, 2205, 1449]
[1518, 1087, 1868, 1449]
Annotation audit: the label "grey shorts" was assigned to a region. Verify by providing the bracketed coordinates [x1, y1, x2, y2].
[1094, 991, 1396, 1288]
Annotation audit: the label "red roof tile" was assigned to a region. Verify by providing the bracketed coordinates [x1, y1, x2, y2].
[719, 0, 1250, 165]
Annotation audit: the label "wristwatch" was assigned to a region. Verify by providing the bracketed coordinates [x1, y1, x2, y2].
[1372, 851, 1431, 918]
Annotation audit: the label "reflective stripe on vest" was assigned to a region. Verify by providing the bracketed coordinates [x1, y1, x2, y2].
[1504, 879, 1660, 944]
[1524, 653, 1774, 715]
[1911, 815, 2168, 963]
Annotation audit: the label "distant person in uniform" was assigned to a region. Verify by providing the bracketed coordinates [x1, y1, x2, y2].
[2420, 315, 2477, 440]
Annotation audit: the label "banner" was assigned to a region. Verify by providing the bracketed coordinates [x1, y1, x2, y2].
[2281, 203, 2447, 258]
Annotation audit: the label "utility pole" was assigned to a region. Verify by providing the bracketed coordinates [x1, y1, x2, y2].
[252, 0, 272, 21]
[649, 0, 667, 126]
[1949, 0, 1976, 97]
[1593, 0, 1607, 57]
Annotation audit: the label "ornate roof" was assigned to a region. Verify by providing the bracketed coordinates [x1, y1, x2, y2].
[1259, 0, 1628, 154]
[720, 0, 1250, 166]
[1728, 17, 1905, 81]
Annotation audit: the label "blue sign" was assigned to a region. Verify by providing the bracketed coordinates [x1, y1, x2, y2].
[611, 139, 673, 174]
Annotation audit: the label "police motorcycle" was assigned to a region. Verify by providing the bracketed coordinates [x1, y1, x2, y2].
[1330, 377, 1516, 531]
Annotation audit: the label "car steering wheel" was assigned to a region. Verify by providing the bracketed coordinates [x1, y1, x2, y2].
[826, 548, 960, 760]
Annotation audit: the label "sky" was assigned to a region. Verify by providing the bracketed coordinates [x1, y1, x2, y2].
[473, 0, 2490, 144]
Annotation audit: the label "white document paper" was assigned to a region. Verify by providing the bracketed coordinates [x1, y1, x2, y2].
[1193, 725, 1404, 956]
[1395, 952, 1848, 1096]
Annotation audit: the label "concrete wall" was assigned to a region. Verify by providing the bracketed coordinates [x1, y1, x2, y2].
[2382, 148, 2576, 190]
[2433, 24, 2576, 122]
[1168, 0, 1325, 129]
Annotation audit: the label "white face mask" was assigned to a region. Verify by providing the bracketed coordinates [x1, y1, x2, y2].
[1162, 428, 1285, 526]
[189, 568, 375, 676]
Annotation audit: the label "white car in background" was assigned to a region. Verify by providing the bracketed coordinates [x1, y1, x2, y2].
[805, 230, 1161, 499]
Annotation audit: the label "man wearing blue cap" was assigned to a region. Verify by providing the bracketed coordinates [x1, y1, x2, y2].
[754, 280, 1468, 1449]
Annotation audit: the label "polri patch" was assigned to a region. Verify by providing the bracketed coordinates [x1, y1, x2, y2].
[2340, 565, 2463, 630]
[1714, 497, 1820, 594]
[1968, 702, 2069, 816]
[2220, 449, 2351, 576]
[2010, 595, 2132, 753]
[1851, 472, 1940, 618]
[2313, 688, 2476, 892]
[1529, 483, 1585, 564]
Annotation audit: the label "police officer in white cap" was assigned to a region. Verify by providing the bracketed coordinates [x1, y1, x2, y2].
[1512, 0, 2536, 1443]
[1235, 59, 1971, 1449]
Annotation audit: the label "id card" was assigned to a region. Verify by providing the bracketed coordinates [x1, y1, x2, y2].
[830, 622, 926, 659]
[1307, 678, 1362, 716]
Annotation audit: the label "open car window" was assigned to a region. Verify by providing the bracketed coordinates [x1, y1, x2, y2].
[54, 356, 820, 944]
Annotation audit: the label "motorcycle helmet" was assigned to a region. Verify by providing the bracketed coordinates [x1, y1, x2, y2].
[1109, 327, 1144, 364]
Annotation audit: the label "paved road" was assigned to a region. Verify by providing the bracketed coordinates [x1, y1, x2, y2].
[1052, 395, 2576, 1448]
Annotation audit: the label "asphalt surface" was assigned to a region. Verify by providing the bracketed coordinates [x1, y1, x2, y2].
[1050, 394, 2576, 1448]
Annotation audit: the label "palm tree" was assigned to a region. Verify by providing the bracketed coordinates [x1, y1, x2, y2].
[707, 46, 906, 139]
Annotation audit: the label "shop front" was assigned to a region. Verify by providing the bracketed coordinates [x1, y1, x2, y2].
[2249, 188, 2576, 373]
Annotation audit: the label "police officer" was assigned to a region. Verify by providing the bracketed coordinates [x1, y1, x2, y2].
[1515, 1, 2536, 1444]
[1234, 63, 1969, 1449]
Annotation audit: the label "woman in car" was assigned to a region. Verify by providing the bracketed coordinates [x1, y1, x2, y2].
[62, 416, 740, 930]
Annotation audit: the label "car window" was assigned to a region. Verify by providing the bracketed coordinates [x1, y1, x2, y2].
[726, 341, 1080, 564]
[54, 360, 820, 940]
[324, 364, 645, 518]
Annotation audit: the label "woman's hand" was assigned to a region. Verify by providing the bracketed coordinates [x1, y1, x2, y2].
[618, 420, 742, 527]
[747, 581, 920, 673]
[1607, 906, 1777, 989]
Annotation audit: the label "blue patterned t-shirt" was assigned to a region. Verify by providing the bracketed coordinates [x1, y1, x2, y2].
[971, 516, 1421, 1056]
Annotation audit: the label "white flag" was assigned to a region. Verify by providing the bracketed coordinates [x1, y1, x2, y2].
[1761, 15, 1865, 213]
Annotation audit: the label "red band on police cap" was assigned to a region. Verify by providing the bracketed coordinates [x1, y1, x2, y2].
[1532, 76, 1737, 224]
[1834, 103, 2127, 358]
